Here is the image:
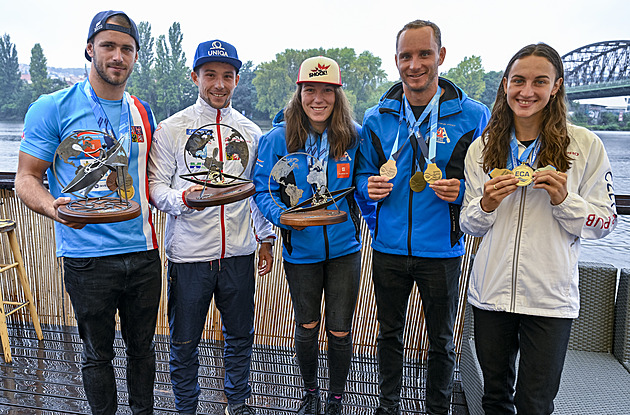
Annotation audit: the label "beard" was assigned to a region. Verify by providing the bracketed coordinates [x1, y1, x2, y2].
[92, 53, 133, 87]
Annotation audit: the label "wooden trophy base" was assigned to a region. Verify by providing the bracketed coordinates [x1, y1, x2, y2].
[280, 209, 347, 227]
[57, 198, 141, 224]
[186, 182, 256, 208]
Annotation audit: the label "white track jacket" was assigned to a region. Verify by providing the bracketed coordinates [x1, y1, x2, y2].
[148, 97, 275, 263]
[461, 124, 616, 318]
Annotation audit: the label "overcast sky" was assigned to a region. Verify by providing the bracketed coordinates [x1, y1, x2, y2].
[2, 0, 629, 104]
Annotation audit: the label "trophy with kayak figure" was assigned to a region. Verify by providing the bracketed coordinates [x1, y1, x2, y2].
[53, 129, 140, 224]
[180, 123, 255, 207]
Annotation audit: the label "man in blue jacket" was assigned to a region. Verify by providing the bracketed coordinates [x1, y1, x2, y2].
[355, 20, 490, 415]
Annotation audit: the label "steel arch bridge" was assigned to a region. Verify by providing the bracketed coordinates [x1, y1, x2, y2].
[562, 40, 630, 100]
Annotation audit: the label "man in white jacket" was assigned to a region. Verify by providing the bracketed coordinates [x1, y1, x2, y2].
[148, 39, 275, 415]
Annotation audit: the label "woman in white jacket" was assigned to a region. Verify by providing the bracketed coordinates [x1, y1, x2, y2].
[460, 43, 616, 414]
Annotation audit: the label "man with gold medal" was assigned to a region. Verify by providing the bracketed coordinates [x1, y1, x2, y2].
[355, 19, 490, 415]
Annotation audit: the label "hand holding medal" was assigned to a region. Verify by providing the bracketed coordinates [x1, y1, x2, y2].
[532, 167, 568, 205]
[481, 173, 520, 213]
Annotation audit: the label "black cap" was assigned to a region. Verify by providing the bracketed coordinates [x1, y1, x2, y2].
[85, 10, 140, 62]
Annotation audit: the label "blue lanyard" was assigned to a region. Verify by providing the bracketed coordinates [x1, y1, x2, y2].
[305, 129, 330, 186]
[507, 129, 541, 170]
[401, 87, 441, 166]
[83, 80, 131, 154]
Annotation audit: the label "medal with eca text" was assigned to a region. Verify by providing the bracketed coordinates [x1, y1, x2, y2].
[409, 171, 427, 192]
[513, 164, 534, 186]
[380, 159, 398, 179]
[507, 130, 541, 188]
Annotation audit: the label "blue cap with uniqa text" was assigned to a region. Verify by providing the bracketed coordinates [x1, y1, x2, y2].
[193, 40, 242, 73]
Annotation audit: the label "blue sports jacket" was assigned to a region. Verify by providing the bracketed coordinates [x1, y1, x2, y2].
[355, 79, 490, 258]
[253, 110, 367, 264]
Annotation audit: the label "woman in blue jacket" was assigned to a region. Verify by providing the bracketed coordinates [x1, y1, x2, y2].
[253, 56, 364, 415]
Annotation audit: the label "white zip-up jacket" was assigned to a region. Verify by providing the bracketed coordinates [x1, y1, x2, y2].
[148, 97, 275, 263]
[461, 124, 616, 318]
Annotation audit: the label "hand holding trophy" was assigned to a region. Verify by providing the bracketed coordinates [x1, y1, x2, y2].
[179, 123, 255, 207]
[268, 152, 354, 227]
[52, 130, 140, 223]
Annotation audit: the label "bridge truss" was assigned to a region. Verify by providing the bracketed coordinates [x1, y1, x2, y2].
[562, 40, 630, 99]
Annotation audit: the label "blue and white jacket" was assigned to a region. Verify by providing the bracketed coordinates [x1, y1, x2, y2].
[356, 79, 490, 258]
[253, 110, 366, 264]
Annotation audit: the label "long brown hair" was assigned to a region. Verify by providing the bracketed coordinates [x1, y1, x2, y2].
[284, 84, 358, 159]
[481, 43, 571, 173]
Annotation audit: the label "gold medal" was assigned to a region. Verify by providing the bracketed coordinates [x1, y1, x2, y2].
[118, 185, 135, 200]
[409, 172, 427, 192]
[489, 168, 514, 179]
[535, 165, 556, 173]
[107, 171, 135, 199]
[379, 159, 397, 179]
[513, 164, 534, 186]
[423, 163, 442, 184]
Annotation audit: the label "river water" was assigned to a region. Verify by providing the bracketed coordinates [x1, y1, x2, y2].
[1, 120, 629, 268]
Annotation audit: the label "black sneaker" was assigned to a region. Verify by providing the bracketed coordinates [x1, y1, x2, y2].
[374, 404, 400, 415]
[297, 392, 321, 415]
[325, 400, 342, 415]
[225, 403, 256, 415]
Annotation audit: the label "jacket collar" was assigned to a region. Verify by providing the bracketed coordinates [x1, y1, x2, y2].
[193, 95, 234, 117]
[378, 77, 466, 119]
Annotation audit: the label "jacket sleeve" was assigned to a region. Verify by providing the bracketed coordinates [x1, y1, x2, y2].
[252, 130, 292, 230]
[248, 128, 277, 240]
[355, 122, 381, 202]
[551, 131, 617, 240]
[148, 122, 195, 216]
[460, 138, 497, 237]
[454, 105, 491, 206]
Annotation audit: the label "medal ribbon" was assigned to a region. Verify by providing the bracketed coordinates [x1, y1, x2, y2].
[305, 130, 330, 186]
[83, 80, 131, 154]
[507, 129, 541, 170]
[401, 87, 441, 168]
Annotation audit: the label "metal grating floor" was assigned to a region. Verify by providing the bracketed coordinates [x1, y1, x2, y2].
[0, 323, 468, 414]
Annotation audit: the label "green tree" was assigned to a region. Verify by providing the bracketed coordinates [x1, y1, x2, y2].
[442, 55, 485, 102]
[232, 60, 264, 120]
[29, 43, 50, 100]
[0, 33, 24, 119]
[127, 21, 156, 105]
[152, 23, 196, 121]
[253, 47, 388, 120]
[480, 70, 503, 109]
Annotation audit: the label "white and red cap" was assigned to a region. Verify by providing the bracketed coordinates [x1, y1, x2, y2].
[296, 56, 342, 86]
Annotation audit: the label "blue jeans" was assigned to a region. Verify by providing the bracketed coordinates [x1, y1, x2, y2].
[372, 251, 460, 414]
[283, 251, 361, 396]
[63, 249, 162, 415]
[473, 307, 573, 415]
[168, 254, 255, 413]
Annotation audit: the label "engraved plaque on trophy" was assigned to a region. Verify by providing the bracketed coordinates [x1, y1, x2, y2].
[269, 152, 354, 227]
[180, 123, 255, 208]
[53, 130, 140, 224]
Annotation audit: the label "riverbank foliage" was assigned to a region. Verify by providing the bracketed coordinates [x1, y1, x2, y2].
[2, 27, 627, 128]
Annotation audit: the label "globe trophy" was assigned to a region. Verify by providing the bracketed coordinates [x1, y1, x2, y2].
[179, 123, 255, 208]
[268, 152, 354, 227]
[52, 130, 140, 224]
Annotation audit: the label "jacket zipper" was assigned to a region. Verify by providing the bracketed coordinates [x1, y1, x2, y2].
[510, 186, 527, 312]
[216, 110, 226, 259]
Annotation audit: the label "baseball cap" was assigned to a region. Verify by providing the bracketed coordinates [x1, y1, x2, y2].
[193, 40, 242, 73]
[296, 56, 342, 86]
[85, 10, 140, 61]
